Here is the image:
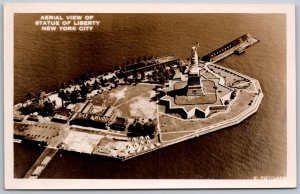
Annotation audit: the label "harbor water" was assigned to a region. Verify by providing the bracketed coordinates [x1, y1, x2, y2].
[14, 13, 286, 179]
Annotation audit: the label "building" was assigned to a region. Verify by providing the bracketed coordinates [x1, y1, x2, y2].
[89, 115, 109, 129]
[69, 105, 117, 130]
[201, 34, 258, 63]
[89, 106, 116, 129]
[69, 113, 90, 127]
[14, 115, 24, 122]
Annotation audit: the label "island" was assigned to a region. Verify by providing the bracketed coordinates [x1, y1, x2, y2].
[13, 34, 263, 178]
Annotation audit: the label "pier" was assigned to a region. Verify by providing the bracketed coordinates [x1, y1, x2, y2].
[201, 34, 259, 63]
[23, 147, 58, 179]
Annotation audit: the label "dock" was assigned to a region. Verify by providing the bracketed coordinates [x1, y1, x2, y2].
[201, 34, 259, 63]
[23, 147, 58, 179]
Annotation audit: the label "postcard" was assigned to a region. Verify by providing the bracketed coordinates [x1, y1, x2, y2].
[4, 3, 296, 189]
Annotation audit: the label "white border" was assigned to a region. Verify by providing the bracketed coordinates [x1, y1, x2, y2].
[4, 3, 296, 189]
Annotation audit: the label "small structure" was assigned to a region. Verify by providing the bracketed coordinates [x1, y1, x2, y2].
[27, 114, 39, 122]
[41, 156, 52, 166]
[14, 115, 24, 122]
[32, 166, 44, 176]
[51, 113, 70, 124]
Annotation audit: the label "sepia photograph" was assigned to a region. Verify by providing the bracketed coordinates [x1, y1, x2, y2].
[4, 3, 296, 189]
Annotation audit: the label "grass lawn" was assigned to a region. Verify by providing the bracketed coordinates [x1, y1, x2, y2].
[159, 91, 256, 133]
[91, 91, 117, 107]
[113, 84, 156, 107]
[116, 97, 157, 120]
[208, 65, 247, 87]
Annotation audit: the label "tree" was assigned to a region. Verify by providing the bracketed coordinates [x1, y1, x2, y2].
[111, 75, 117, 82]
[58, 89, 68, 107]
[18, 106, 32, 115]
[224, 100, 229, 105]
[65, 90, 71, 96]
[70, 90, 80, 104]
[41, 100, 55, 116]
[127, 119, 156, 138]
[163, 69, 171, 80]
[152, 69, 158, 83]
[128, 121, 143, 137]
[132, 71, 138, 81]
[143, 122, 156, 138]
[19, 100, 41, 115]
[80, 84, 88, 99]
[230, 90, 237, 100]
[140, 69, 146, 80]
[158, 73, 166, 85]
[93, 81, 100, 90]
[169, 68, 175, 78]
